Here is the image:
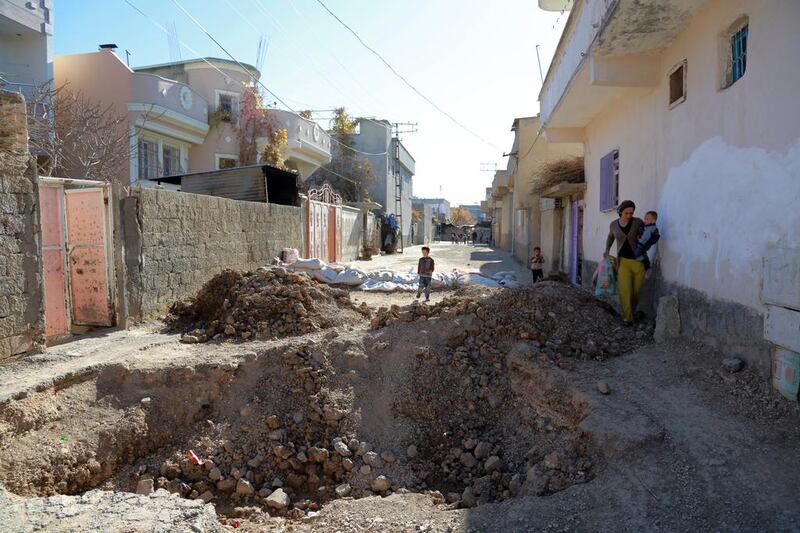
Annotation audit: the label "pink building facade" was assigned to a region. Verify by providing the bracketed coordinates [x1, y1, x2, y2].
[54, 50, 331, 186]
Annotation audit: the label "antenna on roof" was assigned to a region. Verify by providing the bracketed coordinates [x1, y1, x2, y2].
[167, 20, 181, 62]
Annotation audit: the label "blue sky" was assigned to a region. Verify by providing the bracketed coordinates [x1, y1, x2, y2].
[54, 0, 569, 205]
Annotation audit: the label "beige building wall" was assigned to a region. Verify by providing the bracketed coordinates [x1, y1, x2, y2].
[580, 0, 800, 314]
[53, 51, 133, 180]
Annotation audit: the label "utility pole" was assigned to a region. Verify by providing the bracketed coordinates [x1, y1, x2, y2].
[390, 122, 418, 254]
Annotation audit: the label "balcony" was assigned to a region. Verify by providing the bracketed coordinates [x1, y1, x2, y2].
[266, 109, 332, 180]
[129, 73, 210, 144]
[540, 0, 706, 135]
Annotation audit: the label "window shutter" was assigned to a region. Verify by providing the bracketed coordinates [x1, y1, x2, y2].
[599, 151, 615, 211]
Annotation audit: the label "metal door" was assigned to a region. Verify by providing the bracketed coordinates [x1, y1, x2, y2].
[64, 188, 112, 326]
[38, 185, 69, 337]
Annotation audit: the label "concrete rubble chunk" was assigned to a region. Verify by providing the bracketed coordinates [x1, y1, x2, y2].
[265, 488, 290, 510]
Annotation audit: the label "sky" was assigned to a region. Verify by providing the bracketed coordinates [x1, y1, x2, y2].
[54, 0, 570, 206]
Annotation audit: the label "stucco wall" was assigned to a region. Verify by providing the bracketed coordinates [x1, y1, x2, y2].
[0, 92, 44, 360]
[124, 188, 304, 318]
[582, 0, 800, 311]
[577, 0, 800, 367]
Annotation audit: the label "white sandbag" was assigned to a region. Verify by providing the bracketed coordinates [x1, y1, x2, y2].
[491, 271, 518, 281]
[335, 268, 369, 286]
[281, 248, 300, 264]
[392, 272, 419, 285]
[292, 258, 326, 270]
[308, 266, 339, 283]
[369, 270, 395, 282]
[459, 273, 501, 287]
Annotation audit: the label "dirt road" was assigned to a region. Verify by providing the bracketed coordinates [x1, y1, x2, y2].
[349, 242, 531, 308]
[0, 251, 798, 532]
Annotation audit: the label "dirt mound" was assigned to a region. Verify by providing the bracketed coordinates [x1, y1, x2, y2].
[373, 281, 651, 360]
[168, 267, 371, 342]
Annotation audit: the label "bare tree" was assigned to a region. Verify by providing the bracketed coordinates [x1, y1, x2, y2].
[7, 81, 154, 183]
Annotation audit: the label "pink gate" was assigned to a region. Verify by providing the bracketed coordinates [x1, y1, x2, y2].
[64, 188, 112, 326]
[39, 185, 69, 337]
[307, 184, 342, 263]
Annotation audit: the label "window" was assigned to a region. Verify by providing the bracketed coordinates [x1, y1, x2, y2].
[216, 155, 238, 170]
[161, 144, 181, 176]
[669, 60, 686, 108]
[722, 17, 748, 88]
[730, 24, 748, 83]
[215, 91, 239, 123]
[599, 149, 619, 212]
[137, 138, 158, 180]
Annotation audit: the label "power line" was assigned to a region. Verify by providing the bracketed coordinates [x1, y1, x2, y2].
[168, 0, 388, 157]
[121, 0, 389, 158]
[313, 0, 500, 151]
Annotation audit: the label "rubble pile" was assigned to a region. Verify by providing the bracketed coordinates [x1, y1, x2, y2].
[121, 341, 419, 519]
[168, 267, 371, 342]
[374, 281, 652, 360]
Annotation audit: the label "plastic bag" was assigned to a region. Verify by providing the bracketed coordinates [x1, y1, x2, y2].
[334, 268, 369, 286]
[593, 257, 618, 297]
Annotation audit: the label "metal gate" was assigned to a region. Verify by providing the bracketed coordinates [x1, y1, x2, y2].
[307, 184, 342, 263]
[38, 179, 114, 338]
[39, 184, 69, 337]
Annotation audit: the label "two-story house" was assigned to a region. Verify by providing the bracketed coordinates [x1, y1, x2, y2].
[539, 0, 800, 378]
[53, 49, 331, 185]
[0, 0, 53, 92]
[347, 119, 415, 246]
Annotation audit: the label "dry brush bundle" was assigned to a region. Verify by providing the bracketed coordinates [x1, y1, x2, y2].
[532, 156, 585, 195]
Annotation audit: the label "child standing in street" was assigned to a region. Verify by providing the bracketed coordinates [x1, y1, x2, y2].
[416, 246, 435, 301]
[635, 211, 660, 270]
[530, 246, 545, 284]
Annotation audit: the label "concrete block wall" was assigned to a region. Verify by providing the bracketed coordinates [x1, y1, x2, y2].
[0, 92, 44, 361]
[125, 188, 304, 319]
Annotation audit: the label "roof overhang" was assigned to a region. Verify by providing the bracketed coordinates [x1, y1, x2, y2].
[541, 0, 708, 131]
[540, 182, 587, 199]
[130, 103, 209, 144]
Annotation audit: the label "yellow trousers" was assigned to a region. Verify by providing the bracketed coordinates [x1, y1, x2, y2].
[617, 257, 645, 322]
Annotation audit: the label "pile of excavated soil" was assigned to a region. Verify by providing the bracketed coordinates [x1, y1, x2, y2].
[372, 281, 652, 361]
[168, 267, 371, 342]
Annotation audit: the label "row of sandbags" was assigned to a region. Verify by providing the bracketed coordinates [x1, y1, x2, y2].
[280, 252, 523, 292]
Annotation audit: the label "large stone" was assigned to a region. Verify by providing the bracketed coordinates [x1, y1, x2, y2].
[216, 479, 236, 492]
[363, 451, 383, 467]
[136, 478, 154, 495]
[371, 475, 391, 492]
[333, 440, 351, 457]
[484, 455, 502, 473]
[654, 295, 681, 342]
[473, 441, 491, 459]
[208, 468, 222, 481]
[460, 486, 477, 508]
[722, 356, 745, 373]
[235, 479, 254, 496]
[308, 447, 329, 463]
[459, 452, 478, 468]
[335, 483, 352, 498]
[265, 488, 290, 510]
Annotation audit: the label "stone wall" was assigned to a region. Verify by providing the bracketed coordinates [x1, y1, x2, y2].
[0, 92, 44, 361]
[123, 188, 304, 319]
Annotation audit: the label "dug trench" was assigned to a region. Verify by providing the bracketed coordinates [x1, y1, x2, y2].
[0, 274, 654, 527]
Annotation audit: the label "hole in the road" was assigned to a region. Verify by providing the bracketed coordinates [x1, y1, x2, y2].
[0, 282, 651, 521]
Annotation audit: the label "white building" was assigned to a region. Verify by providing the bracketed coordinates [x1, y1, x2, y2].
[540, 0, 800, 379]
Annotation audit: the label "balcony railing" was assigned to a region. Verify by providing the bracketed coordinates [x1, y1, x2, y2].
[269, 109, 331, 159]
[130, 72, 209, 124]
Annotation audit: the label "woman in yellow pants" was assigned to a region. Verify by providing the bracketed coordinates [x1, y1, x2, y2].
[604, 200, 645, 325]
